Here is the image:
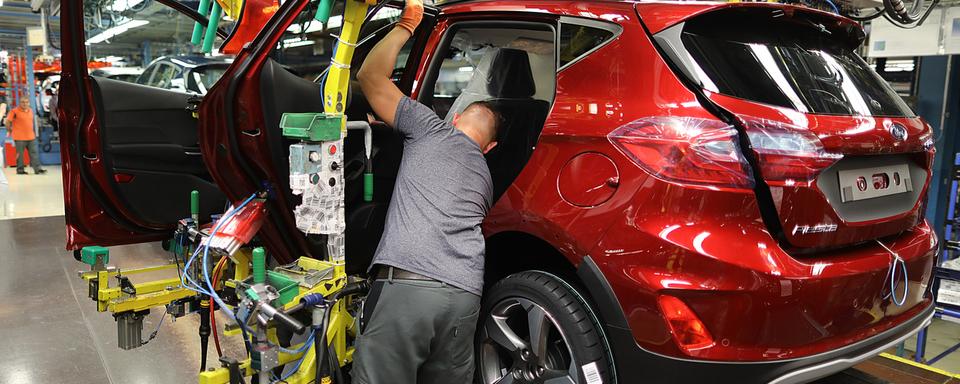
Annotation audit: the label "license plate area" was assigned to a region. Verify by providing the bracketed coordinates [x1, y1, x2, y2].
[838, 164, 912, 203]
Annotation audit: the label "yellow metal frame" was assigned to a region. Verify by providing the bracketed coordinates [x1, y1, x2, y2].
[79, 264, 195, 313]
[79, 1, 380, 383]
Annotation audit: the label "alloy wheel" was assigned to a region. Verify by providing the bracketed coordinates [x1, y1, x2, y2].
[479, 297, 581, 384]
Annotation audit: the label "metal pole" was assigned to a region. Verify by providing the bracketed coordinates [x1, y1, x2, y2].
[142, 40, 151, 67]
[24, 40, 37, 133]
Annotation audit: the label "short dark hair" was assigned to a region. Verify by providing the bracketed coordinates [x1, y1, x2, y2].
[464, 100, 504, 141]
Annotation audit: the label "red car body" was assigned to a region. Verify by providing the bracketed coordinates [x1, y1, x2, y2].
[59, 1, 937, 383]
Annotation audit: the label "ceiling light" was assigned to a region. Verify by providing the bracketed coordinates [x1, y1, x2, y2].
[283, 40, 315, 48]
[86, 20, 149, 45]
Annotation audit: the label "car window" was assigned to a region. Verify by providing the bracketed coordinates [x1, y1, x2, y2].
[559, 22, 617, 68]
[188, 65, 230, 94]
[83, 1, 228, 91]
[429, 26, 557, 119]
[151, 63, 178, 88]
[136, 65, 155, 85]
[679, 8, 913, 117]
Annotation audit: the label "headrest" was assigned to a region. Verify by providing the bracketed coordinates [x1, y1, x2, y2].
[486, 48, 536, 99]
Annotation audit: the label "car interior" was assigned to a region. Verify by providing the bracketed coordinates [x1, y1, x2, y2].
[259, 23, 557, 273]
[83, 6, 557, 274]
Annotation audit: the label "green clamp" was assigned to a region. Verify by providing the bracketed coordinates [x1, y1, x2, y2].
[280, 113, 342, 142]
[80, 246, 110, 266]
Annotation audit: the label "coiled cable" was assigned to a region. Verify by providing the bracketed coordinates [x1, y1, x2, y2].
[877, 240, 909, 306]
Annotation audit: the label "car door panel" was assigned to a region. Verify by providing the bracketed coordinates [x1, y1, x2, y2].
[92, 77, 225, 226]
[59, 0, 227, 249]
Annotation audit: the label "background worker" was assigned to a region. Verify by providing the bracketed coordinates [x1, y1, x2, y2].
[5, 98, 46, 175]
[352, 0, 503, 382]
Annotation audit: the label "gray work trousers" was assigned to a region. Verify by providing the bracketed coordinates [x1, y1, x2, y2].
[14, 140, 42, 172]
[352, 278, 481, 384]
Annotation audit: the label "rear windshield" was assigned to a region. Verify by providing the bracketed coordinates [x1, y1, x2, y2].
[680, 8, 914, 117]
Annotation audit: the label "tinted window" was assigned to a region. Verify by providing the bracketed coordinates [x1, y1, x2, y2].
[681, 9, 913, 117]
[559, 23, 614, 67]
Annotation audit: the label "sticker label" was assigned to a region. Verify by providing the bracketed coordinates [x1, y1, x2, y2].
[581, 361, 602, 384]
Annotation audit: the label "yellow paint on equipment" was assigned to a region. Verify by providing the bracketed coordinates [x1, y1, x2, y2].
[215, 0, 245, 19]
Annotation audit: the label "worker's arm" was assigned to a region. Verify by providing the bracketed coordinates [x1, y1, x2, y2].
[5, 109, 14, 125]
[357, 0, 422, 128]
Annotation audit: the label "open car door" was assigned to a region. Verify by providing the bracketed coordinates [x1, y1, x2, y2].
[59, 0, 228, 250]
[197, 0, 438, 264]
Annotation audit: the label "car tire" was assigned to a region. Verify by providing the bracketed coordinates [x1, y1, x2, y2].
[477, 271, 613, 384]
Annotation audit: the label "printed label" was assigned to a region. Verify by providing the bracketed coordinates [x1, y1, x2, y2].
[582, 361, 602, 384]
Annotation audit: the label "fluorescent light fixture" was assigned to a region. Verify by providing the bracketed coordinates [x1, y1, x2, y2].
[86, 19, 149, 45]
[283, 40, 315, 48]
[458, 66, 474, 72]
[110, 0, 145, 12]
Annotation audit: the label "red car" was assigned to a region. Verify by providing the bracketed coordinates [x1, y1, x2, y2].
[59, 1, 936, 383]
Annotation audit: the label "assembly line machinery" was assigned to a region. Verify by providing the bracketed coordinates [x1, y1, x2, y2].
[75, 0, 379, 383]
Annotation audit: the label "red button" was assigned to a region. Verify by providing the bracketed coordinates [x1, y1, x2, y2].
[329, 145, 337, 155]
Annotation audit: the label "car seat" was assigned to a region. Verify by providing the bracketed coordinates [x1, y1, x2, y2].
[445, 48, 551, 200]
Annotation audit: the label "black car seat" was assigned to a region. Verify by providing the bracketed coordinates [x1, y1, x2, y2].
[445, 48, 551, 201]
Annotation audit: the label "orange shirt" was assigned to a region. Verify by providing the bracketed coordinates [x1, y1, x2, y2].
[6, 107, 35, 141]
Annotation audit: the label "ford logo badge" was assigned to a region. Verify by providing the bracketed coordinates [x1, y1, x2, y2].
[889, 123, 908, 142]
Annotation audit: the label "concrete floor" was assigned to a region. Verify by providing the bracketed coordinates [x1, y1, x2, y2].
[0, 216, 243, 384]
[0, 165, 66, 219]
[1, 167, 959, 383]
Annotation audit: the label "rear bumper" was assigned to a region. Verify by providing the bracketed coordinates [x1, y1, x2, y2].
[578, 256, 935, 384]
[606, 300, 932, 383]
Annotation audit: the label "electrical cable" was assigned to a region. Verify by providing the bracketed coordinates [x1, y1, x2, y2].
[877, 240, 909, 306]
[203, 193, 258, 319]
[210, 255, 229, 358]
[847, 8, 886, 21]
[821, 0, 841, 14]
[141, 309, 167, 346]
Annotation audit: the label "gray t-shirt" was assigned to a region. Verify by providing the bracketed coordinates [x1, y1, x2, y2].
[369, 97, 493, 295]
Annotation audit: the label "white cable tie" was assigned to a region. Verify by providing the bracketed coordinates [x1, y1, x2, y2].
[331, 34, 359, 47]
[330, 59, 351, 69]
[876, 240, 904, 263]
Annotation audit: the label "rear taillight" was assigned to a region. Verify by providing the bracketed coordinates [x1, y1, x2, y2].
[608, 117, 754, 190]
[658, 295, 715, 354]
[740, 117, 842, 187]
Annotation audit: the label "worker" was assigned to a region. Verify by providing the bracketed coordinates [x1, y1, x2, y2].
[352, 0, 503, 382]
[5, 98, 46, 175]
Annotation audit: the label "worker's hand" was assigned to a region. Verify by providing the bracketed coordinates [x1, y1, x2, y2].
[396, 0, 423, 35]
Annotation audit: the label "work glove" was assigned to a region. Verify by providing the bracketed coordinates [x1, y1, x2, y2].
[396, 0, 423, 35]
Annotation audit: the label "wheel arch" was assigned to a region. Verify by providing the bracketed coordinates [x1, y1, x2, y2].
[484, 230, 580, 289]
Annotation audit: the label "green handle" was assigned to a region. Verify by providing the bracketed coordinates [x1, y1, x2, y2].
[202, 2, 222, 53]
[315, 0, 334, 23]
[190, 190, 200, 222]
[363, 173, 374, 202]
[252, 247, 266, 285]
[191, 0, 211, 45]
